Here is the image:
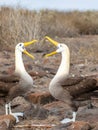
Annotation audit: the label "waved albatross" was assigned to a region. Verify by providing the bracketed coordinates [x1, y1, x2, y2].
[44, 36, 79, 123]
[0, 39, 37, 122]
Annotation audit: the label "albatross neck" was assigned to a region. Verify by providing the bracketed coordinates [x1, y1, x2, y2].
[52, 46, 70, 82]
[15, 49, 33, 84]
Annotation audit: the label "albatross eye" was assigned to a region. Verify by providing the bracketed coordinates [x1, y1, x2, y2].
[19, 44, 22, 46]
[60, 44, 62, 47]
[58, 44, 62, 48]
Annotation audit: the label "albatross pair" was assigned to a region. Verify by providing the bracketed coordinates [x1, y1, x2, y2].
[1, 36, 86, 124]
[1, 39, 37, 122]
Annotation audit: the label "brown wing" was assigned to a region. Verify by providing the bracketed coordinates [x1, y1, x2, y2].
[61, 76, 83, 86]
[0, 74, 19, 96]
[0, 74, 19, 83]
[61, 76, 97, 98]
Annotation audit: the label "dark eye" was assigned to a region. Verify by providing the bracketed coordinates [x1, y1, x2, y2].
[19, 44, 22, 46]
[58, 44, 62, 48]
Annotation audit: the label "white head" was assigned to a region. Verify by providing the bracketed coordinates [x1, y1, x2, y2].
[44, 36, 70, 57]
[56, 43, 69, 54]
[15, 43, 26, 53]
[15, 41, 38, 59]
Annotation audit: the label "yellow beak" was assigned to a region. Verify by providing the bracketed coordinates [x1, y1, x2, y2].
[24, 40, 38, 46]
[45, 51, 57, 58]
[44, 36, 58, 57]
[23, 50, 35, 59]
[45, 36, 59, 46]
[23, 39, 38, 59]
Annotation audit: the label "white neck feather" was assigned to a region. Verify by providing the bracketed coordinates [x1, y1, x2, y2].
[15, 49, 33, 85]
[52, 45, 70, 83]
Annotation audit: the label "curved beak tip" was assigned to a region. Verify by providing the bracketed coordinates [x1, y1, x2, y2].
[24, 39, 38, 46]
[44, 36, 58, 46]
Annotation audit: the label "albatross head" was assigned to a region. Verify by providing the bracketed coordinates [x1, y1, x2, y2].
[44, 36, 69, 57]
[15, 39, 38, 59]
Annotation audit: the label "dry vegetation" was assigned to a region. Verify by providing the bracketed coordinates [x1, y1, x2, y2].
[1, 7, 98, 43]
[0, 7, 98, 63]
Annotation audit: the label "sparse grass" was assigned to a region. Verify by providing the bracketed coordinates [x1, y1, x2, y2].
[1, 7, 98, 63]
[1, 7, 98, 48]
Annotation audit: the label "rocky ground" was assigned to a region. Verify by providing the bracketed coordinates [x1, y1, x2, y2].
[0, 35, 98, 130]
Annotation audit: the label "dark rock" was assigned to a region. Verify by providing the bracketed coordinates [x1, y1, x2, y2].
[76, 106, 98, 123]
[23, 104, 49, 120]
[44, 101, 74, 121]
[25, 91, 55, 105]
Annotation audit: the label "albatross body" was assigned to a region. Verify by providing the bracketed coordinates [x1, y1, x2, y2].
[44, 36, 77, 123]
[0, 40, 37, 122]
